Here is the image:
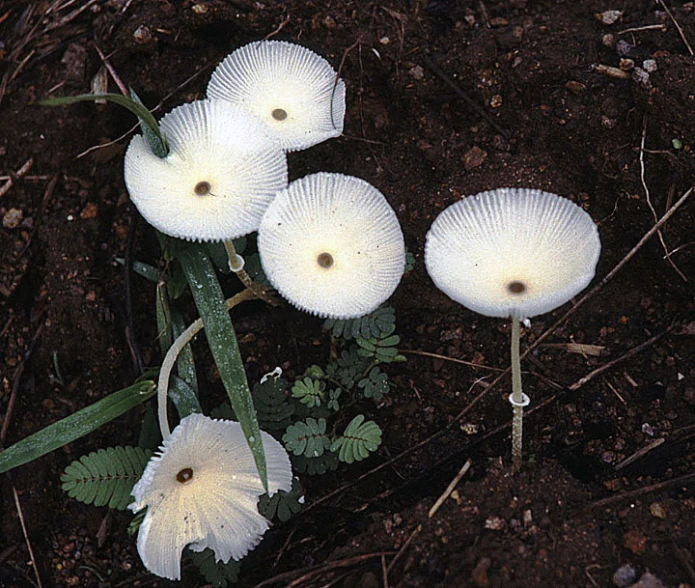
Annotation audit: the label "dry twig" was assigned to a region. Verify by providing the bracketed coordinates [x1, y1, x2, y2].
[615, 438, 665, 471]
[657, 0, 694, 56]
[640, 116, 687, 281]
[0, 158, 34, 198]
[401, 349, 503, 371]
[386, 524, 421, 576]
[421, 54, 510, 139]
[584, 471, 695, 510]
[568, 328, 670, 391]
[253, 552, 395, 588]
[428, 458, 472, 518]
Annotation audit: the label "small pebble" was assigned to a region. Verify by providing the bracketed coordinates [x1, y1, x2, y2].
[565, 80, 586, 94]
[2, 207, 23, 229]
[631, 571, 667, 588]
[619, 58, 635, 71]
[484, 516, 505, 530]
[462, 146, 487, 170]
[649, 502, 666, 519]
[409, 65, 424, 80]
[595, 10, 623, 25]
[602, 33, 616, 47]
[490, 94, 503, 108]
[489, 17, 509, 27]
[642, 59, 657, 73]
[632, 68, 651, 88]
[612, 563, 637, 587]
[133, 25, 152, 43]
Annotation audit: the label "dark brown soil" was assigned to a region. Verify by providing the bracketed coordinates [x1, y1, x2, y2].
[1, 1, 694, 587]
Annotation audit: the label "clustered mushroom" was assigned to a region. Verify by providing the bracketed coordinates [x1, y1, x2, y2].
[122, 38, 406, 581]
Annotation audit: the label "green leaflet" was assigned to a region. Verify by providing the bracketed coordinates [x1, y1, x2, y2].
[357, 366, 389, 401]
[258, 477, 303, 522]
[176, 244, 268, 491]
[292, 451, 339, 476]
[188, 547, 241, 588]
[331, 415, 382, 464]
[0, 381, 156, 474]
[323, 306, 396, 340]
[291, 377, 324, 408]
[356, 332, 406, 363]
[61, 446, 152, 510]
[283, 418, 330, 458]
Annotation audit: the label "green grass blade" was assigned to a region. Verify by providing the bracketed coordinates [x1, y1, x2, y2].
[0, 381, 156, 474]
[169, 374, 202, 418]
[177, 245, 268, 491]
[171, 309, 199, 393]
[39, 92, 167, 156]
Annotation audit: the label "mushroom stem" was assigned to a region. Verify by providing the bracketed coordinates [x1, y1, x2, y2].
[157, 289, 255, 439]
[223, 240, 280, 306]
[509, 314, 530, 472]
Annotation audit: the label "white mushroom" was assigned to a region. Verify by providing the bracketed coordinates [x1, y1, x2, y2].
[124, 99, 288, 241]
[425, 187, 601, 321]
[425, 187, 601, 471]
[207, 40, 346, 152]
[258, 172, 405, 319]
[129, 413, 292, 581]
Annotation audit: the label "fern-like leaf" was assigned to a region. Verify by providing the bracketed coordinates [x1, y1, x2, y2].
[61, 446, 152, 510]
[326, 345, 367, 388]
[323, 306, 396, 340]
[331, 415, 382, 464]
[283, 418, 331, 458]
[187, 547, 241, 587]
[356, 332, 405, 363]
[292, 452, 340, 476]
[254, 377, 294, 431]
[291, 377, 324, 408]
[357, 367, 389, 401]
[258, 478, 303, 522]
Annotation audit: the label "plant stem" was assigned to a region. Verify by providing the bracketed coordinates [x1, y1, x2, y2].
[223, 239, 280, 306]
[157, 289, 255, 439]
[509, 314, 529, 472]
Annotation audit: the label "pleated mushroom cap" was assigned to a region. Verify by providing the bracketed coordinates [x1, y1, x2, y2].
[129, 413, 293, 581]
[258, 173, 405, 319]
[124, 99, 288, 241]
[207, 40, 346, 152]
[425, 188, 601, 320]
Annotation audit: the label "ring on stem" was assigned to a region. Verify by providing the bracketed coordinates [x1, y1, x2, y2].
[157, 289, 255, 439]
[223, 240, 280, 306]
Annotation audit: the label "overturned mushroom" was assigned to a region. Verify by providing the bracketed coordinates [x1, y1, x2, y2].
[130, 413, 292, 581]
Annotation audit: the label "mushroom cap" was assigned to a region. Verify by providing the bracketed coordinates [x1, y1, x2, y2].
[124, 99, 288, 242]
[207, 40, 346, 152]
[129, 413, 292, 581]
[425, 187, 601, 320]
[258, 172, 405, 319]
